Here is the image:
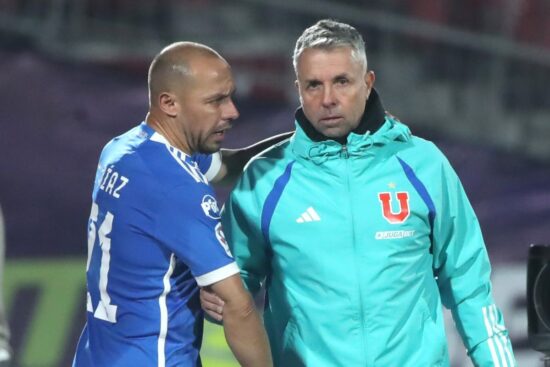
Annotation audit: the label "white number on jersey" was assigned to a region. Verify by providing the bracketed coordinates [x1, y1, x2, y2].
[86, 202, 118, 323]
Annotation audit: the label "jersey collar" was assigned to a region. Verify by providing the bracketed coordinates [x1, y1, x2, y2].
[142, 122, 196, 166]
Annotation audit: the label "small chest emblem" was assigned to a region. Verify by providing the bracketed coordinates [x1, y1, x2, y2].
[378, 191, 410, 224]
[201, 195, 221, 219]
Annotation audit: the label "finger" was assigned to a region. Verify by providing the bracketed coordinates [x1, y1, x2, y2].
[201, 299, 223, 313]
[200, 288, 225, 306]
[201, 287, 223, 302]
[205, 309, 223, 322]
[201, 299, 224, 321]
[199, 293, 225, 318]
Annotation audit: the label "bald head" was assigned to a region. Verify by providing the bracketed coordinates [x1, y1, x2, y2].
[148, 42, 227, 107]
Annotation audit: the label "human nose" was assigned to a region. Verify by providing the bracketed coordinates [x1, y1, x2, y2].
[223, 99, 239, 121]
[322, 85, 336, 107]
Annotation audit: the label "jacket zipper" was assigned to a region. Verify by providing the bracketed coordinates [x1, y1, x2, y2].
[342, 144, 368, 365]
[342, 144, 349, 158]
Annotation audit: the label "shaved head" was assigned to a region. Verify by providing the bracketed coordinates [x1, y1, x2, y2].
[148, 42, 227, 107]
[145, 41, 238, 155]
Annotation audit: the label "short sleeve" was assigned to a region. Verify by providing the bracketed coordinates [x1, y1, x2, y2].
[153, 181, 239, 286]
[193, 152, 222, 181]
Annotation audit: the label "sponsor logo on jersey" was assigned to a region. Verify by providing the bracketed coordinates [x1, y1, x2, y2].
[201, 195, 221, 219]
[378, 191, 410, 224]
[375, 230, 415, 240]
[215, 223, 233, 257]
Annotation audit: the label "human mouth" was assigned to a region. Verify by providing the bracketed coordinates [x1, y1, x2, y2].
[320, 116, 343, 125]
[213, 125, 231, 139]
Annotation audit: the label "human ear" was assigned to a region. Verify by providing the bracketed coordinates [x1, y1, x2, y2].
[365, 70, 376, 91]
[158, 92, 178, 117]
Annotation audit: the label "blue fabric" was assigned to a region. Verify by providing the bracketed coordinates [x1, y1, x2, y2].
[260, 161, 295, 244]
[193, 153, 213, 174]
[73, 122, 235, 367]
[397, 156, 437, 236]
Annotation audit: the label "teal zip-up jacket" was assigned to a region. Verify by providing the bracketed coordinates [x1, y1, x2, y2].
[222, 91, 516, 367]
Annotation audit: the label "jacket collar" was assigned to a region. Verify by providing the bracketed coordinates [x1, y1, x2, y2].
[291, 90, 412, 164]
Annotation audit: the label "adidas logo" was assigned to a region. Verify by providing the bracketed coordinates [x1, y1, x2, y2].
[296, 207, 321, 223]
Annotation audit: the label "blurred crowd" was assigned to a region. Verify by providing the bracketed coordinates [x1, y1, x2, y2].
[343, 0, 550, 48]
[2, 0, 549, 48]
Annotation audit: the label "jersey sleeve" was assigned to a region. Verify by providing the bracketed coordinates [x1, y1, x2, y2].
[221, 170, 270, 296]
[153, 182, 239, 287]
[193, 152, 222, 181]
[432, 158, 516, 367]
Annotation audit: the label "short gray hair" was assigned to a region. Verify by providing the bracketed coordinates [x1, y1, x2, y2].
[293, 19, 367, 73]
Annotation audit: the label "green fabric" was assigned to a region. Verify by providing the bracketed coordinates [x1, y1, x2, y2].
[222, 116, 516, 367]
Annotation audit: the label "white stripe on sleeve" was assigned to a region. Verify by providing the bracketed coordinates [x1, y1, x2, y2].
[488, 305, 508, 367]
[491, 305, 515, 366]
[195, 262, 240, 287]
[482, 306, 501, 367]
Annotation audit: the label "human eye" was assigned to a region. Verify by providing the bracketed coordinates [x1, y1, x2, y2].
[335, 76, 349, 85]
[208, 95, 228, 105]
[306, 80, 321, 90]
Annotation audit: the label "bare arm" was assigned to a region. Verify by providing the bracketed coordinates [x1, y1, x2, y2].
[201, 285, 265, 324]
[207, 274, 272, 367]
[212, 131, 293, 186]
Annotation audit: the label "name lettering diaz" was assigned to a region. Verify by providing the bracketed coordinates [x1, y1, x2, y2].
[99, 167, 129, 198]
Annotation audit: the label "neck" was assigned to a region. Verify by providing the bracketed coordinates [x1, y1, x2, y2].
[145, 111, 192, 155]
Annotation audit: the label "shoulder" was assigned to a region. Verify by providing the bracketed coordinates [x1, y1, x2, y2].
[409, 135, 445, 155]
[94, 126, 154, 194]
[378, 120, 457, 182]
[240, 138, 293, 184]
[396, 132, 450, 167]
[229, 139, 293, 203]
[99, 132, 210, 198]
[393, 133, 461, 193]
[245, 137, 291, 169]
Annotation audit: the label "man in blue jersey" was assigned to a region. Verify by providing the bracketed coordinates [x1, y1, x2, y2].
[201, 20, 517, 366]
[73, 42, 274, 367]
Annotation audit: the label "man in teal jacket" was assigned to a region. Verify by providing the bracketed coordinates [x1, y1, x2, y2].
[203, 19, 516, 366]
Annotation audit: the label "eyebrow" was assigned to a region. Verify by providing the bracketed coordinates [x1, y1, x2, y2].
[205, 86, 236, 101]
[304, 72, 350, 84]
[332, 73, 350, 80]
[304, 78, 321, 85]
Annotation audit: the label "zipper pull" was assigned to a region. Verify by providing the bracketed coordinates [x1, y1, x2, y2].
[342, 145, 349, 158]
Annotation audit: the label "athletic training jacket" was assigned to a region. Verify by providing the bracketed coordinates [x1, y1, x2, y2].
[221, 90, 516, 367]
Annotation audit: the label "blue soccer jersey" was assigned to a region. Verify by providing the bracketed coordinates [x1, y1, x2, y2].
[73, 122, 239, 367]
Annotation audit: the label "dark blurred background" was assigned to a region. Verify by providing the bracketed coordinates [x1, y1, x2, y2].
[0, 1, 549, 366]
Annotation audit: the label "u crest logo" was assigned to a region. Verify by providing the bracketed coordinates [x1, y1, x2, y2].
[378, 192, 410, 224]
